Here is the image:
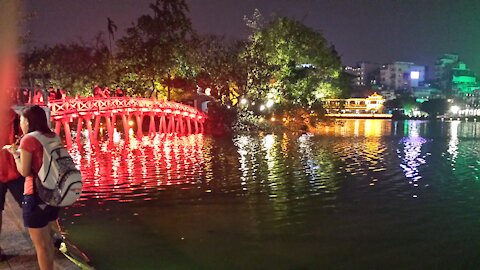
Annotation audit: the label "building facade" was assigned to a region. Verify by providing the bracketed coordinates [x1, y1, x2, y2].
[344, 62, 380, 89]
[380, 62, 426, 91]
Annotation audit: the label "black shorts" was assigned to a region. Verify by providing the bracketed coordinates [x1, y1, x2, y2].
[0, 177, 25, 210]
[22, 195, 60, 228]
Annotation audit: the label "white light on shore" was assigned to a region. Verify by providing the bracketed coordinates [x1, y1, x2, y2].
[450, 105, 460, 114]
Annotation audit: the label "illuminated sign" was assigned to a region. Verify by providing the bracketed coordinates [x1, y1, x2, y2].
[410, 71, 420, 79]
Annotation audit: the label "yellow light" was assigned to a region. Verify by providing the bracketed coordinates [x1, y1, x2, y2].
[271, 117, 275, 121]
[282, 118, 287, 121]
[128, 120, 135, 127]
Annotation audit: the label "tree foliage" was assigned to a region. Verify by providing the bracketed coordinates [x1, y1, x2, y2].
[241, 13, 344, 109]
[21, 40, 110, 96]
[116, 0, 194, 99]
[193, 35, 246, 100]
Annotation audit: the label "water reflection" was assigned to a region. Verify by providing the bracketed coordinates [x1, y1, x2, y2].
[317, 119, 391, 137]
[63, 120, 480, 270]
[70, 134, 206, 202]
[70, 120, 399, 204]
[67, 119, 480, 207]
[448, 121, 459, 163]
[68, 120, 441, 205]
[396, 121, 428, 199]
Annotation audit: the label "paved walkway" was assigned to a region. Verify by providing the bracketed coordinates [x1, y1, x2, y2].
[0, 193, 81, 270]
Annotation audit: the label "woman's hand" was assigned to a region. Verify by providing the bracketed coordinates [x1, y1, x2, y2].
[2, 144, 20, 159]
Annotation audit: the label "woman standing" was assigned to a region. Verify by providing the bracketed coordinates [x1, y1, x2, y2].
[0, 108, 24, 261]
[8, 105, 59, 270]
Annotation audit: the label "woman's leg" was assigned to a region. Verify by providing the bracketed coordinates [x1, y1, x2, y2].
[29, 226, 54, 270]
[7, 177, 25, 207]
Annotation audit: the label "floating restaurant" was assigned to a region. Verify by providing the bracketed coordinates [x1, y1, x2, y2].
[322, 93, 392, 118]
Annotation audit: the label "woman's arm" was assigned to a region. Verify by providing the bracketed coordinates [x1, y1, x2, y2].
[14, 148, 32, 177]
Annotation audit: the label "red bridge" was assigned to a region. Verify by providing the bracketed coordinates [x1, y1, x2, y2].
[44, 97, 206, 146]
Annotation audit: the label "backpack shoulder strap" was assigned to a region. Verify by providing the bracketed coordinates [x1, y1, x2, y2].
[28, 131, 61, 149]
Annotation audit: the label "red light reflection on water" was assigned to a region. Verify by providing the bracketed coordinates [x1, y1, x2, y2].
[69, 133, 205, 202]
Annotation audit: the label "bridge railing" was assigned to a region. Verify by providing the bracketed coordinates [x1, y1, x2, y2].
[48, 97, 206, 121]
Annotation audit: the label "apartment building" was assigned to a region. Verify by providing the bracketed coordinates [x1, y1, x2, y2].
[380, 62, 426, 91]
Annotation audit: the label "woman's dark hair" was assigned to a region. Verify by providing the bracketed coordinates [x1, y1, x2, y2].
[12, 109, 20, 136]
[21, 105, 53, 134]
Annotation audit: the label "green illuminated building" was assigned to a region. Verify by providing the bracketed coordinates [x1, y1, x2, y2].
[452, 62, 477, 94]
[434, 53, 458, 90]
[434, 53, 480, 98]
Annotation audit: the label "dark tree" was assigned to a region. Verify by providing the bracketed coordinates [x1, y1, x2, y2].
[116, 0, 194, 99]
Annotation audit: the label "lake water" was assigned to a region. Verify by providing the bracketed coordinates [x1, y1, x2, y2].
[61, 119, 480, 269]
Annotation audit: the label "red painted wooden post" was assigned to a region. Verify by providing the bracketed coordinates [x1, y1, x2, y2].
[93, 116, 101, 140]
[76, 118, 83, 141]
[85, 117, 94, 140]
[175, 116, 180, 134]
[159, 115, 167, 133]
[136, 114, 143, 138]
[179, 116, 185, 135]
[105, 116, 113, 140]
[149, 114, 156, 134]
[63, 121, 73, 147]
[186, 118, 192, 135]
[167, 115, 175, 133]
[55, 121, 61, 135]
[111, 114, 117, 135]
[122, 114, 129, 139]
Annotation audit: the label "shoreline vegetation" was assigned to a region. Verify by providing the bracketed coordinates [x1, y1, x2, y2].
[204, 104, 476, 137]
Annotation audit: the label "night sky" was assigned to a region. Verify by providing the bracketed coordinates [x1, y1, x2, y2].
[24, 0, 480, 75]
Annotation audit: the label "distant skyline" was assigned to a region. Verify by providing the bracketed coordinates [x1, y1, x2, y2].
[23, 0, 480, 76]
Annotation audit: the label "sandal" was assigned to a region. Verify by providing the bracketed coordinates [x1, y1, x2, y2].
[53, 234, 65, 250]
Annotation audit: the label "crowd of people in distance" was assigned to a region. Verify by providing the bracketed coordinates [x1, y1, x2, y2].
[93, 85, 124, 98]
[46, 87, 67, 102]
[12, 86, 67, 105]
